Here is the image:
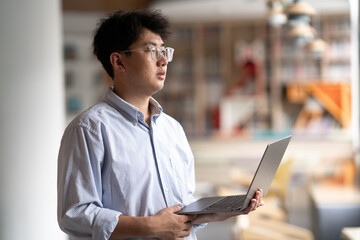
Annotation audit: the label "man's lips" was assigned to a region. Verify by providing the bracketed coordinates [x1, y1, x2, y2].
[157, 71, 166, 79]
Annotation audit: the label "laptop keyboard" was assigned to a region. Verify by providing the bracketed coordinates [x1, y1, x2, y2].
[205, 195, 246, 210]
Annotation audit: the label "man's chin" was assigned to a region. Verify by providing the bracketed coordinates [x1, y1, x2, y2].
[149, 83, 164, 96]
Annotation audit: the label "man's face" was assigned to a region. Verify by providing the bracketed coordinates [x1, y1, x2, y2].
[120, 28, 169, 97]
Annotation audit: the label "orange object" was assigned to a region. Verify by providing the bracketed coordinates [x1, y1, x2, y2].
[287, 83, 308, 103]
[308, 82, 351, 128]
[287, 82, 351, 128]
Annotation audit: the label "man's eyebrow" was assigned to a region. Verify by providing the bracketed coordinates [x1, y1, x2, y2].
[142, 41, 165, 47]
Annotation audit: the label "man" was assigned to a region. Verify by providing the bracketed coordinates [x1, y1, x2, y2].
[57, 9, 263, 240]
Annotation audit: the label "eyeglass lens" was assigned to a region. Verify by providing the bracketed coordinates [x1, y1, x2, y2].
[151, 47, 174, 62]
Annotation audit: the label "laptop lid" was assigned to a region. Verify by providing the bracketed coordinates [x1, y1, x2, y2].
[241, 135, 292, 210]
[178, 135, 292, 214]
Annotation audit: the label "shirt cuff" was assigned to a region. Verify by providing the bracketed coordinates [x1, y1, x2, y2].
[193, 222, 208, 232]
[92, 208, 121, 240]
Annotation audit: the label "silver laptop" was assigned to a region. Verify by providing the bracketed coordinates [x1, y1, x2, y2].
[178, 135, 292, 215]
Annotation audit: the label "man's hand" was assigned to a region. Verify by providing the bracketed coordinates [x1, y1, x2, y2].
[109, 205, 195, 240]
[151, 204, 195, 240]
[109, 191, 262, 240]
[191, 189, 264, 225]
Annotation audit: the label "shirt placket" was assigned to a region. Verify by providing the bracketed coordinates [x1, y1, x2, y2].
[149, 121, 174, 207]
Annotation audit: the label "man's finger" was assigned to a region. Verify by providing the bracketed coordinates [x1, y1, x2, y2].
[250, 199, 257, 211]
[186, 214, 198, 221]
[254, 191, 260, 208]
[256, 189, 263, 208]
[184, 222, 192, 230]
[178, 214, 192, 223]
[179, 228, 191, 238]
[170, 204, 183, 213]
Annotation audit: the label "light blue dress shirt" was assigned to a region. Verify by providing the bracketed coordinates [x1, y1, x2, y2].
[58, 88, 204, 240]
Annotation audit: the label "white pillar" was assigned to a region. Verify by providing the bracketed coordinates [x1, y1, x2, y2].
[349, 0, 359, 151]
[0, 0, 66, 239]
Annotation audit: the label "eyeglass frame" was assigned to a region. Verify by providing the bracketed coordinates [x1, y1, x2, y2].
[119, 46, 174, 62]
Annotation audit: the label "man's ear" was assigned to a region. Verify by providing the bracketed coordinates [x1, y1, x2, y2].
[110, 52, 126, 72]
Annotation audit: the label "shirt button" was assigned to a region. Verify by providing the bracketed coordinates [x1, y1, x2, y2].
[165, 187, 169, 192]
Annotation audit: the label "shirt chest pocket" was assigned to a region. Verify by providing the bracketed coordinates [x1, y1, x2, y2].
[166, 155, 188, 197]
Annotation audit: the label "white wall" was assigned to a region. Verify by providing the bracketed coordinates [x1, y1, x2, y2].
[0, 0, 66, 239]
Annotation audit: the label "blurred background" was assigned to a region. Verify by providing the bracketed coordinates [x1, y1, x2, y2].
[0, 0, 359, 239]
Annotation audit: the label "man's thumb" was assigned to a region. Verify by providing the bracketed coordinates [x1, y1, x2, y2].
[171, 204, 183, 212]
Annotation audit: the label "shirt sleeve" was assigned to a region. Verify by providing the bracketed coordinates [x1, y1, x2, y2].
[57, 123, 121, 240]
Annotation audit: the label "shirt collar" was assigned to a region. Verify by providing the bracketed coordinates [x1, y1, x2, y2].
[104, 87, 163, 125]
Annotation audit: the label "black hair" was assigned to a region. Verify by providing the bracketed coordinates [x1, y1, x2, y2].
[93, 9, 171, 79]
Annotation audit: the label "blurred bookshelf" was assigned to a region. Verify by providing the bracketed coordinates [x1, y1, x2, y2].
[154, 14, 351, 140]
[154, 20, 269, 137]
[63, 13, 110, 124]
[268, 14, 351, 138]
[62, 12, 351, 140]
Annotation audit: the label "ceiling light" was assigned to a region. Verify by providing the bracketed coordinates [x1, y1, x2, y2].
[289, 24, 316, 46]
[267, 0, 287, 27]
[286, 0, 316, 26]
[307, 38, 328, 58]
[286, 0, 316, 16]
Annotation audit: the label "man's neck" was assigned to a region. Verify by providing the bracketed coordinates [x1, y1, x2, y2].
[113, 87, 152, 125]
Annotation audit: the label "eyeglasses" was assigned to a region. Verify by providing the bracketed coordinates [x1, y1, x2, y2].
[120, 46, 174, 62]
